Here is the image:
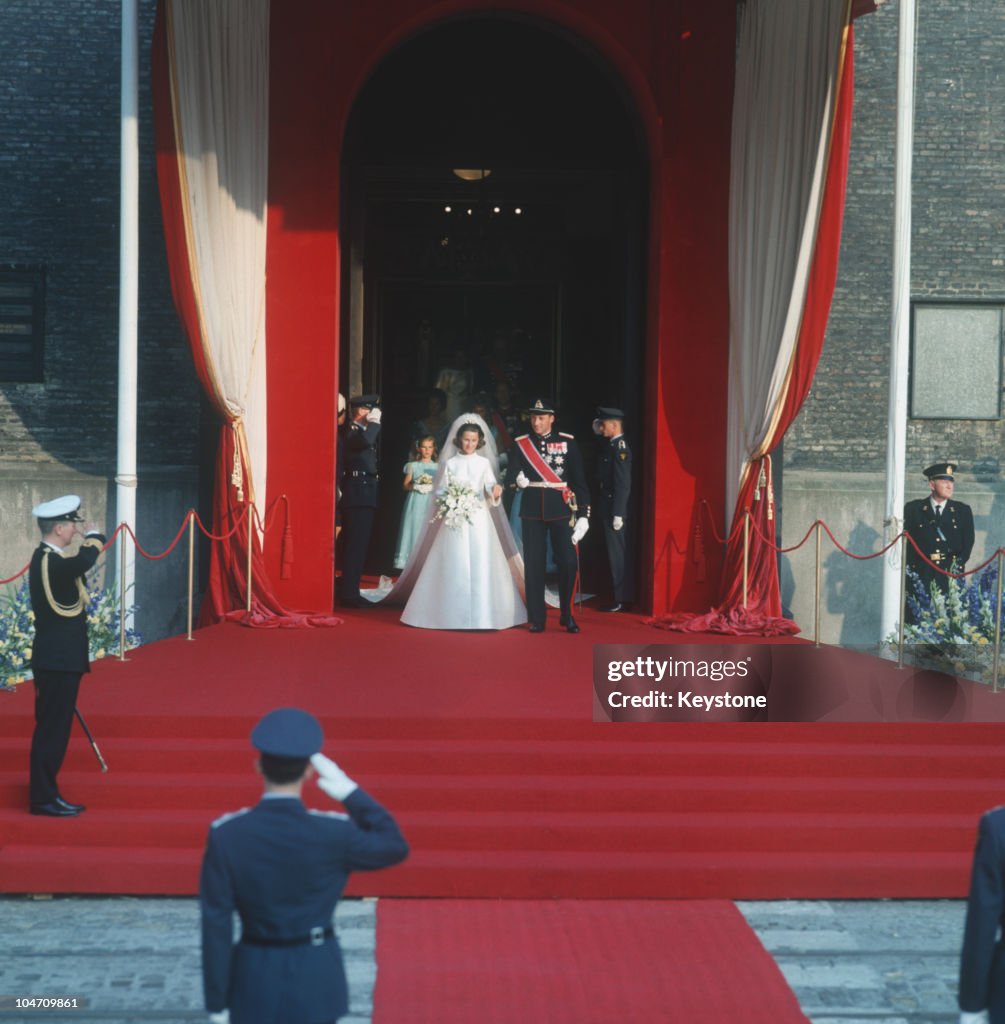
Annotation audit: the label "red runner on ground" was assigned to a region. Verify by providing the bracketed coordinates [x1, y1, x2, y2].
[373, 899, 808, 1024]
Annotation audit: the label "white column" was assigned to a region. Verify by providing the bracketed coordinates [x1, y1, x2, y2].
[116, 0, 139, 628]
[880, 0, 916, 642]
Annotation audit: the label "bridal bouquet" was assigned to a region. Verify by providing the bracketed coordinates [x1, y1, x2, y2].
[412, 472, 434, 495]
[435, 476, 480, 529]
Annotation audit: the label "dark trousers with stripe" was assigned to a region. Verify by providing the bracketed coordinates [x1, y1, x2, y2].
[339, 505, 375, 604]
[522, 517, 578, 626]
[30, 668, 82, 806]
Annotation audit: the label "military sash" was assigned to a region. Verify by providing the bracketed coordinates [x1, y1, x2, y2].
[516, 435, 576, 517]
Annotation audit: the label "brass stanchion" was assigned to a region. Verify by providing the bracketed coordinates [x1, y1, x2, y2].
[118, 527, 129, 662]
[246, 503, 254, 613]
[742, 509, 750, 609]
[897, 533, 907, 670]
[814, 521, 822, 647]
[993, 549, 1004, 694]
[187, 511, 196, 641]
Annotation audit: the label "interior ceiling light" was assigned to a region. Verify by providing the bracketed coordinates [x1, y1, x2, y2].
[452, 169, 492, 181]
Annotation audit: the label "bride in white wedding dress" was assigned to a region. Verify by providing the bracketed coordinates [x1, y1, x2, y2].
[362, 413, 527, 630]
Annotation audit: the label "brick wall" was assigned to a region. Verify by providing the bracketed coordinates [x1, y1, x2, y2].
[0, 0, 198, 471]
[785, 0, 1005, 479]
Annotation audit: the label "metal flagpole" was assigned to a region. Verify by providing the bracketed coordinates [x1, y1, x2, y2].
[880, 0, 916, 645]
[116, 0, 139, 631]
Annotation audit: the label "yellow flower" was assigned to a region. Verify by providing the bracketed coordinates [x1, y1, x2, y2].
[94, 648, 105, 660]
[24, 647, 31, 659]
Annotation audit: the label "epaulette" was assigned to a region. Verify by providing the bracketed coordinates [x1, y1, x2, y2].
[308, 808, 350, 821]
[211, 807, 251, 829]
[559, 432, 575, 439]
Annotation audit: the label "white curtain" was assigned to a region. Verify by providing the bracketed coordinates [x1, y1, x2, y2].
[726, 0, 850, 514]
[166, 0, 270, 522]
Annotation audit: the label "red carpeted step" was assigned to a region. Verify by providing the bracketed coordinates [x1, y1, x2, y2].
[8, 734, 1005, 778]
[2, 622, 1002, 899]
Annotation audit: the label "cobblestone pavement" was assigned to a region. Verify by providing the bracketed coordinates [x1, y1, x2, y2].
[740, 900, 966, 1023]
[0, 896, 968, 1023]
[0, 897, 375, 1023]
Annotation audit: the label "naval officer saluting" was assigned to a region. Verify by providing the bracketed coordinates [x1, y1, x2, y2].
[28, 494, 105, 817]
[200, 707, 408, 1024]
[338, 394, 382, 608]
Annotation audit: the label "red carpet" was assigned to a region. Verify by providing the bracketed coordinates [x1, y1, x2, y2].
[0, 603, 1002, 897]
[372, 899, 808, 1023]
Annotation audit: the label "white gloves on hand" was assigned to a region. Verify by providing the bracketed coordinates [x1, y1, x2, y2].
[612, 516, 623, 532]
[208, 1012, 230, 1024]
[960, 1011, 990, 1024]
[365, 407, 382, 424]
[310, 753, 359, 802]
[571, 517, 589, 545]
[515, 471, 529, 490]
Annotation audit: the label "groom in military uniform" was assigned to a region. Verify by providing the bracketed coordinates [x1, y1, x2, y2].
[508, 397, 590, 633]
[903, 462, 975, 618]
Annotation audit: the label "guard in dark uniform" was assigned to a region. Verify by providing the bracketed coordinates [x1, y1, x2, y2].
[200, 707, 409, 1024]
[903, 462, 975, 617]
[958, 805, 1005, 1023]
[593, 406, 633, 612]
[27, 494, 105, 817]
[338, 395, 381, 608]
[507, 397, 590, 633]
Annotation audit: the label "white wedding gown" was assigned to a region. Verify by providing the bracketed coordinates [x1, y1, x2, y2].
[401, 451, 527, 630]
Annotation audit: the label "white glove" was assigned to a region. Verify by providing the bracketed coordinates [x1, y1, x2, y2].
[571, 517, 589, 545]
[612, 516, 623, 531]
[592, 419, 603, 435]
[366, 407, 382, 424]
[515, 471, 529, 490]
[310, 753, 359, 802]
[960, 1011, 990, 1024]
[208, 1012, 230, 1024]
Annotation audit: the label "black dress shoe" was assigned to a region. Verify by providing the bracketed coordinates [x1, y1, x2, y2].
[30, 801, 80, 817]
[600, 603, 624, 613]
[563, 617, 580, 634]
[528, 623, 545, 633]
[56, 797, 86, 813]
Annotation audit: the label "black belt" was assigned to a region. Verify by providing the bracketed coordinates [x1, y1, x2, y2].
[241, 926, 334, 948]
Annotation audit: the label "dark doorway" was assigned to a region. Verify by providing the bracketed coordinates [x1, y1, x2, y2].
[341, 16, 647, 594]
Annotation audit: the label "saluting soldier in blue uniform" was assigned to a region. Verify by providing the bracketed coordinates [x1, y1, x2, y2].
[508, 397, 590, 633]
[27, 494, 105, 817]
[338, 395, 381, 608]
[903, 462, 975, 620]
[592, 406, 633, 612]
[200, 707, 408, 1024]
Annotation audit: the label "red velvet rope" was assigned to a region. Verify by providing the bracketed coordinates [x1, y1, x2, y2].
[2, 496, 293, 581]
[737, 504, 1004, 582]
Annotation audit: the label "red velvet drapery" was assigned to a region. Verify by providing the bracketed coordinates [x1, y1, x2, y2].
[151, 3, 337, 628]
[652, 26, 855, 635]
[718, 28, 855, 628]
